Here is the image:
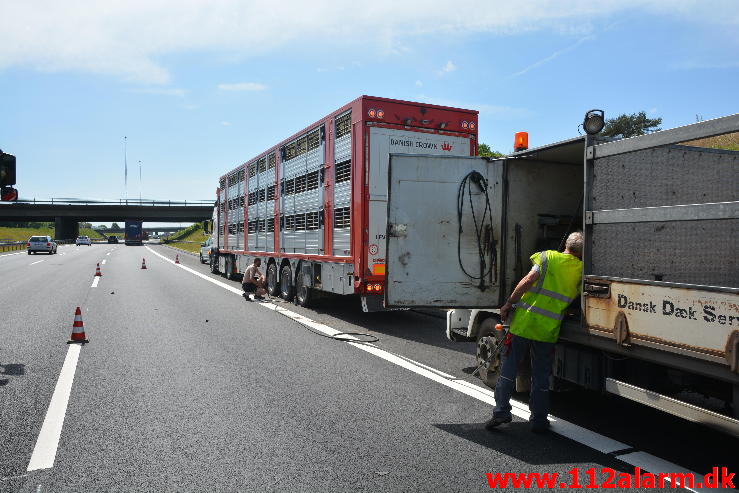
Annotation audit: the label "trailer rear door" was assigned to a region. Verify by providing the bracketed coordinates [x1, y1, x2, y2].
[385, 154, 503, 308]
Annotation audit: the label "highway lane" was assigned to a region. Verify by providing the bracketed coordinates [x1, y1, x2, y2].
[1, 243, 120, 483]
[2, 243, 736, 492]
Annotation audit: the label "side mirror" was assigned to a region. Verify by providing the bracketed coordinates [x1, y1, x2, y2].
[201, 242, 207, 247]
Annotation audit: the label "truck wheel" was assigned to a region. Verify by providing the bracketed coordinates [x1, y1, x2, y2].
[295, 268, 312, 307]
[210, 254, 219, 274]
[280, 264, 294, 301]
[266, 263, 279, 297]
[476, 317, 504, 389]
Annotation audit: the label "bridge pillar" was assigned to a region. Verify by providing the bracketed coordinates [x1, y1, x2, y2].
[55, 217, 79, 241]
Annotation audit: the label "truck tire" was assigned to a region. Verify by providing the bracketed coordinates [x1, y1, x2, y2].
[476, 317, 504, 389]
[266, 263, 279, 297]
[280, 264, 294, 301]
[295, 268, 312, 307]
[210, 254, 219, 274]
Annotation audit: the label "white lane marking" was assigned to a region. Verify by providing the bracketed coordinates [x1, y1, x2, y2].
[101, 259, 107, 265]
[0, 252, 25, 258]
[106, 252, 111, 256]
[27, 344, 82, 471]
[91, 277, 100, 288]
[30, 260, 44, 265]
[144, 246, 705, 490]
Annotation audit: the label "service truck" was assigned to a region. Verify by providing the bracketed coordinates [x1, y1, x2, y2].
[210, 95, 478, 311]
[382, 114, 739, 436]
[125, 220, 144, 245]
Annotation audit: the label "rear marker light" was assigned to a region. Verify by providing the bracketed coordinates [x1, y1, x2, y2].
[469, 122, 476, 130]
[377, 110, 384, 119]
[373, 283, 382, 292]
[366, 284, 374, 292]
[461, 121, 469, 129]
[368, 109, 377, 118]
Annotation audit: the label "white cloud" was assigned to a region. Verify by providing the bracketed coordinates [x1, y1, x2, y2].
[0, 1, 736, 83]
[217, 82, 268, 91]
[415, 80, 423, 87]
[221, 121, 231, 126]
[440, 60, 456, 74]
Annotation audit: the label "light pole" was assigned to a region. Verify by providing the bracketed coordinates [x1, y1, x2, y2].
[124, 136, 128, 201]
[139, 160, 142, 202]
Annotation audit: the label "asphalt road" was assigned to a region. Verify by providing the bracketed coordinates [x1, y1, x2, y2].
[1, 244, 736, 492]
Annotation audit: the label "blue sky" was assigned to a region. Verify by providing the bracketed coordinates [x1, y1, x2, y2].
[1, 0, 737, 207]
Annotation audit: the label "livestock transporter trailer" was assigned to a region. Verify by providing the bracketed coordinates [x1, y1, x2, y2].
[210, 96, 478, 310]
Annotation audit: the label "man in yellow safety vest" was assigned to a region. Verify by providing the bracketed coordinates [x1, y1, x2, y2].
[485, 232, 583, 433]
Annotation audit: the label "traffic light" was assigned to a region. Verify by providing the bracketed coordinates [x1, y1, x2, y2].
[1, 151, 16, 187]
[1, 151, 18, 201]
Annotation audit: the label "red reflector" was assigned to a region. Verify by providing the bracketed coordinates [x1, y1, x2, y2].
[47, 243, 51, 246]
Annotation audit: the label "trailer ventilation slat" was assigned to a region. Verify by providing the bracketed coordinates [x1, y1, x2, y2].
[335, 159, 351, 183]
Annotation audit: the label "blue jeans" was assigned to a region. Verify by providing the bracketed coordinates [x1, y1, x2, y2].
[493, 333, 555, 426]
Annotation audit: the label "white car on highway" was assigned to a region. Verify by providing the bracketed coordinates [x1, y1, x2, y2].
[200, 237, 214, 264]
[75, 235, 92, 246]
[27, 236, 57, 255]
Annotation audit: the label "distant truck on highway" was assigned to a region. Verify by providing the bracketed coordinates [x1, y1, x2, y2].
[381, 113, 739, 436]
[208, 95, 478, 311]
[125, 220, 144, 245]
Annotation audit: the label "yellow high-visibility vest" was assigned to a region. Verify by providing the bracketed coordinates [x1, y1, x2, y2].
[509, 250, 582, 343]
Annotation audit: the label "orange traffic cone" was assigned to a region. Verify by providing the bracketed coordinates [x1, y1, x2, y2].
[67, 307, 89, 344]
[175, 254, 180, 264]
[95, 263, 102, 276]
[141, 258, 147, 269]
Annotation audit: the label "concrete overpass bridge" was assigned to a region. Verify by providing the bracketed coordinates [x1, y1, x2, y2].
[100, 226, 185, 235]
[0, 199, 213, 239]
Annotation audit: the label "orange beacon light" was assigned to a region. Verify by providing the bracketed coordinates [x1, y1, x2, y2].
[514, 132, 529, 152]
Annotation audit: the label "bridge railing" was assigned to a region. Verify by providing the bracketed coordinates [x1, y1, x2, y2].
[9, 199, 213, 206]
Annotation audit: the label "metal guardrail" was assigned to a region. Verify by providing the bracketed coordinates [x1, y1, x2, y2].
[3, 199, 213, 206]
[0, 241, 25, 252]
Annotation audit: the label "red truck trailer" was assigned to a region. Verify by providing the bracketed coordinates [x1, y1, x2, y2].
[211, 95, 478, 310]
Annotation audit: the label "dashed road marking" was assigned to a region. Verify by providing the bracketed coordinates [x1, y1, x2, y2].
[0, 252, 25, 258]
[30, 260, 45, 265]
[27, 344, 82, 471]
[91, 277, 100, 288]
[101, 259, 107, 265]
[144, 245, 707, 491]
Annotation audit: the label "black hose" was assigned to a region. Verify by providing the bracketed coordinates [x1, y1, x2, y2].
[457, 171, 495, 291]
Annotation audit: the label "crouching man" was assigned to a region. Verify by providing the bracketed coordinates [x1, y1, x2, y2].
[242, 258, 268, 301]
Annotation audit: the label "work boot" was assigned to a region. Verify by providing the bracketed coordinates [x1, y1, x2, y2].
[484, 415, 512, 431]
